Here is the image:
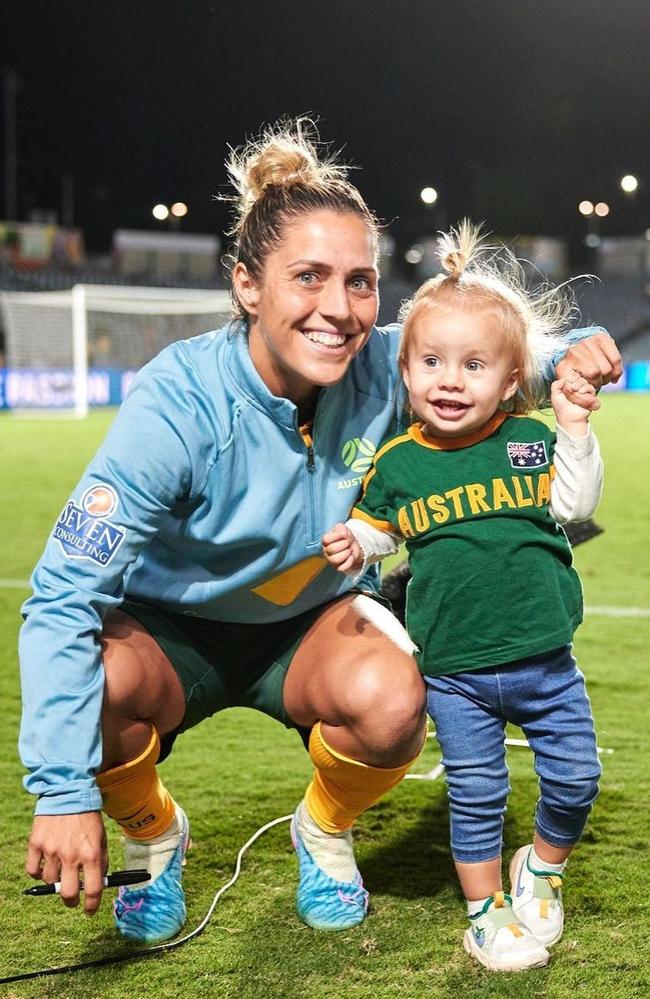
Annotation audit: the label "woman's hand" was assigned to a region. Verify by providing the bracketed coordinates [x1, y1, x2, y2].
[556, 331, 622, 407]
[26, 812, 109, 914]
[322, 523, 364, 575]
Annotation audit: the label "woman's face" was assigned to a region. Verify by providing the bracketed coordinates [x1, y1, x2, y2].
[235, 209, 379, 410]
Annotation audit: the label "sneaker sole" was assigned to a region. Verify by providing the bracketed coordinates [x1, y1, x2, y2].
[463, 929, 550, 972]
[509, 846, 564, 948]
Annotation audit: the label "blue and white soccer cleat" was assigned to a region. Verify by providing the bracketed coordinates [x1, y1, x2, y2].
[113, 806, 190, 944]
[291, 808, 369, 931]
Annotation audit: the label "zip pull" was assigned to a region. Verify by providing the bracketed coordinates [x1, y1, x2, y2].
[298, 420, 315, 471]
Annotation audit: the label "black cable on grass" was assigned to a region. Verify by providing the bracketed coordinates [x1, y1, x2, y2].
[0, 814, 292, 986]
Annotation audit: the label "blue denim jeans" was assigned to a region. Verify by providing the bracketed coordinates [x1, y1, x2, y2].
[425, 645, 601, 864]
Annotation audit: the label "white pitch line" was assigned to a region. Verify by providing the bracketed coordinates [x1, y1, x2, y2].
[585, 605, 650, 618]
[0, 578, 649, 617]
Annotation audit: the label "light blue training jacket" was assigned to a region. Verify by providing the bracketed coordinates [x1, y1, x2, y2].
[18, 320, 602, 815]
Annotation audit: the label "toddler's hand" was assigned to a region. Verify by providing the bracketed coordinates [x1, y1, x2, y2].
[551, 373, 596, 436]
[322, 523, 363, 574]
[555, 367, 600, 414]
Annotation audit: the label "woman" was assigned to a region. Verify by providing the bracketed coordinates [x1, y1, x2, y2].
[19, 121, 621, 944]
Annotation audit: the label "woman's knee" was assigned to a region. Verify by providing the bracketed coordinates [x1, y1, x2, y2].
[100, 612, 185, 757]
[340, 655, 426, 760]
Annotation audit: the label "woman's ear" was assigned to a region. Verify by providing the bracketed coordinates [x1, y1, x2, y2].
[501, 369, 520, 402]
[232, 262, 261, 317]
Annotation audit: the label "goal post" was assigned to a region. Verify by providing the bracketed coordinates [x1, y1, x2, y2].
[1, 284, 233, 416]
[71, 284, 88, 418]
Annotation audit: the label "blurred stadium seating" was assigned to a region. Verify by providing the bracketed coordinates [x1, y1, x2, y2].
[574, 275, 650, 362]
[0, 259, 225, 294]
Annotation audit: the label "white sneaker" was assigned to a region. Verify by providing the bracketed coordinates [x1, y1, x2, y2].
[463, 891, 550, 972]
[509, 845, 564, 947]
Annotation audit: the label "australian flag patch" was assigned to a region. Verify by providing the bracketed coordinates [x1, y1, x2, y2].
[506, 440, 549, 468]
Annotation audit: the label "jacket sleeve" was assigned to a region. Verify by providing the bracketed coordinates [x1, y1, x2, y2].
[19, 349, 218, 815]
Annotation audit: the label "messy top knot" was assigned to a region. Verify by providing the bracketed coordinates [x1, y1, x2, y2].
[437, 219, 482, 280]
[223, 118, 379, 318]
[226, 120, 347, 220]
[398, 219, 578, 414]
[246, 146, 317, 199]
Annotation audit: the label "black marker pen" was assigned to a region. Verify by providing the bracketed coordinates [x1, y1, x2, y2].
[23, 869, 151, 896]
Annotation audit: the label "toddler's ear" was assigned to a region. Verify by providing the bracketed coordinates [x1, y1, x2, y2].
[501, 369, 520, 402]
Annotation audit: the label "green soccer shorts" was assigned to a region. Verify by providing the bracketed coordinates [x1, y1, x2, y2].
[119, 598, 332, 757]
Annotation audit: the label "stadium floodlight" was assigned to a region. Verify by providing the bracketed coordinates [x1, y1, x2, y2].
[0, 284, 232, 417]
[620, 174, 638, 194]
[152, 204, 169, 220]
[595, 202, 610, 218]
[578, 200, 594, 216]
[171, 202, 188, 218]
[405, 244, 424, 264]
[420, 187, 438, 205]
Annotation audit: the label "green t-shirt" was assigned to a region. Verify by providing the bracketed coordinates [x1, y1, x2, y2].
[353, 411, 583, 676]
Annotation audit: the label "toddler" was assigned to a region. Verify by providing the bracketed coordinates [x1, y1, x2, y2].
[323, 222, 603, 971]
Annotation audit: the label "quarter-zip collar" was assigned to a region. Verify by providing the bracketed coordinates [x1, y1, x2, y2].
[224, 320, 301, 429]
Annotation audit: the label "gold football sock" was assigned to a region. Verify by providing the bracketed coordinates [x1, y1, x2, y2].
[97, 726, 176, 841]
[304, 721, 418, 834]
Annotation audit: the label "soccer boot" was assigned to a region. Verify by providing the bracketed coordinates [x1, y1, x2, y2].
[463, 891, 550, 972]
[510, 844, 564, 946]
[113, 805, 190, 944]
[291, 802, 369, 931]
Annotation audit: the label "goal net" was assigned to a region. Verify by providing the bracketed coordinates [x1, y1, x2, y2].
[1, 284, 233, 416]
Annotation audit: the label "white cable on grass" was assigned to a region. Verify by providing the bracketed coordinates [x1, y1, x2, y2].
[160, 813, 293, 946]
[406, 732, 612, 781]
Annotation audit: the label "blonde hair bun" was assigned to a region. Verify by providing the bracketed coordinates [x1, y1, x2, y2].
[226, 118, 347, 220]
[440, 248, 466, 277]
[437, 219, 482, 279]
[247, 146, 317, 199]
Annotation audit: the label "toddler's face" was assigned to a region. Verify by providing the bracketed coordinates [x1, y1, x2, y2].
[402, 307, 519, 439]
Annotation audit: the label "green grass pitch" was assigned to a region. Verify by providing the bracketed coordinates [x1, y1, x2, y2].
[0, 394, 649, 998]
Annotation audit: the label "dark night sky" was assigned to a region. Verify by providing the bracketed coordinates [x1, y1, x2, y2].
[3, 1, 650, 253]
